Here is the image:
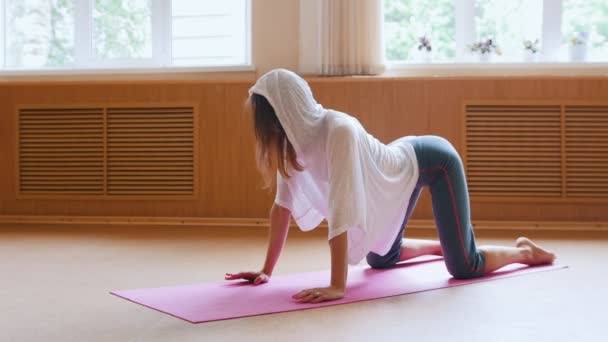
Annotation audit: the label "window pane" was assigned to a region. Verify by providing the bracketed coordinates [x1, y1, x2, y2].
[5, 0, 75, 68]
[93, 0, 152, 60]
[384, 0, 455, 62]
[171, 0, 247, 66]
[475, 0, 543, 60]
[562, 0, 608, 61]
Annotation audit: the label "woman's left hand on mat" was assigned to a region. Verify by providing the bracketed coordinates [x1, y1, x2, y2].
[292, 286, 345, 304]
[224, 271, 269, 285]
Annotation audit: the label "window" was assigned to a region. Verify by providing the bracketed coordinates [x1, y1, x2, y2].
[93, 0, 153, 61]
[0, 0, 251, 71]
[562, 0, 608, 60]
[474, 0, 543, 61]
[384, 0, 455, 61]
[5, 0, 76, 68]
[384, 0, 608, 63]
[172, 1, 248, 67]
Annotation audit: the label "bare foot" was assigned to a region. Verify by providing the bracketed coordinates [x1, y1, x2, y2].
[516, 237, 556, 265]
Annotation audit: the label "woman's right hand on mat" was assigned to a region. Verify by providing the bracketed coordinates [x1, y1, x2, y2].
[225, 271, 269, 285]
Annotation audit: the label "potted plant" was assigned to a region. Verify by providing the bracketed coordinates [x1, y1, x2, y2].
[568, 32, 588, 61]
[417, 35, 432, 62]
[523, 39, 540, 62]
[469, 38, 501, 62]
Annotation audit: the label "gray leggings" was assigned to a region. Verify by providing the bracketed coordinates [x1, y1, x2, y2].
[366, 135, 486, 279]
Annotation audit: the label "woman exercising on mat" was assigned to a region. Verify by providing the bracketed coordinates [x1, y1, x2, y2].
[225, 69, 556, 304]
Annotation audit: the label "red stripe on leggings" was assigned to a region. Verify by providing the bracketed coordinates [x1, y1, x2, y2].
[419, 166, 477, 273]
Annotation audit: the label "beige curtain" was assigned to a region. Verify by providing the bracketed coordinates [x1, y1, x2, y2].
[299, 0, 385, 76]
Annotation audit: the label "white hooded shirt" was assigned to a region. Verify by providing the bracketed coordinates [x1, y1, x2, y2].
[249, 69, 419, 265]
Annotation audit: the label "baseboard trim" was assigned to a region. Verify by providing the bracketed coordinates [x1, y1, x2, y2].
[0, 215, 607, 232]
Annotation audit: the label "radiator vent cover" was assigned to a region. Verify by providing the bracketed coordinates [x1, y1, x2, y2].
[18, 108, 105, 195]
[18, 105, 197, 199]
[465, 104, 608, 201]
[465, 105, 563, 198]
[565, 105, 608, 198]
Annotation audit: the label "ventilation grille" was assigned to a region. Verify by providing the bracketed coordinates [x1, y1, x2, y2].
[107, 107, 195, 195]
[19, 108, 105, 194]
[565, 106, 608, 198]
[465, 105, 563, 197]
[18, 105, 197, 198]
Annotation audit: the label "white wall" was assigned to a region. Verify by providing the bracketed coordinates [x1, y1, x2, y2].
[252, 0, 300, 75]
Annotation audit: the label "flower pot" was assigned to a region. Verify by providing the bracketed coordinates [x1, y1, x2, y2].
[478, 53, 491, 62]
[419, 49, 432, 62]
[569, 44, 587, 61]
[523, 50, 538, 62]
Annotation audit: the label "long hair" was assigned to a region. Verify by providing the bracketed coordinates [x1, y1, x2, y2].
[248, 93, 303, 189]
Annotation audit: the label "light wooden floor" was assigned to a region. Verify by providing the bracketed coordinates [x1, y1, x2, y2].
[0, 224, 606, 342]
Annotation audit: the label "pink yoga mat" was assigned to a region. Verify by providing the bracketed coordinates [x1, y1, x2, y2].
[111, 257, 566, 324]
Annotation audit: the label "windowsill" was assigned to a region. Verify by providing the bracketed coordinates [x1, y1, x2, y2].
[383, 61, 608, 78]
[0, 64, 257, 83]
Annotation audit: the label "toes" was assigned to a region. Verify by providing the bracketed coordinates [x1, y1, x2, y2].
[515, 237, 557, 265]
[515, 236, 531, 248]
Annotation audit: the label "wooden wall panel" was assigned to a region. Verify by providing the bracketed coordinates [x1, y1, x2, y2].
[1, 77, 608, 224]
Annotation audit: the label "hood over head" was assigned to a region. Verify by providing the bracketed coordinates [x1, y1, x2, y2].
[249, 69, 326, 164]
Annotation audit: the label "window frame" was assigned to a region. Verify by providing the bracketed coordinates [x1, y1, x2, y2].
[0, 0, 253, 74]
[0, 0, 4, 69]
[386, 0, 608, 73]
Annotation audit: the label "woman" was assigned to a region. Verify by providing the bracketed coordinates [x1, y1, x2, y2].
[225, 69, 556, 304]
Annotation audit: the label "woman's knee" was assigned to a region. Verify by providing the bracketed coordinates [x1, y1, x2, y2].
[448, 267, 479, 279]
[445, 259, 484, 279]
[366, 251, 399, 269]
